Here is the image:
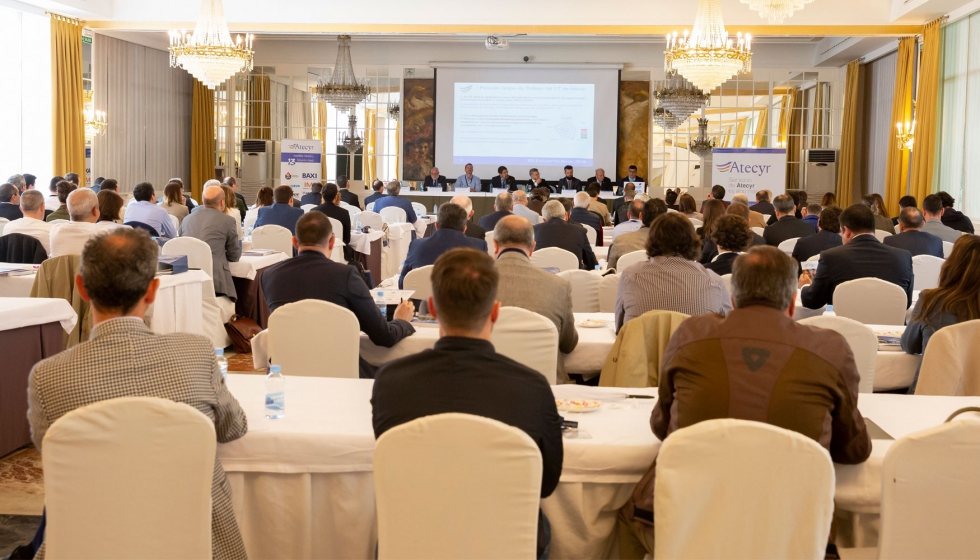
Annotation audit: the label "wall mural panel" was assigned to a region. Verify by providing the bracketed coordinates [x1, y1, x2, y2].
[617, 80, 650, 182]
[403, 78, 435, 181]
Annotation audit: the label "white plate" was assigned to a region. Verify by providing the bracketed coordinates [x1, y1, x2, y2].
[556, 399, 602, 413]
[577, 319, 610, 328]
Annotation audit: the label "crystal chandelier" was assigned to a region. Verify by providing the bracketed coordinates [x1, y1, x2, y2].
[314, 35, 371, 113]
[653, 107, 685, 131]
[741, 0, 815, 24]
[655, 72, 710, 123]
[169, 0, 254, 89]
[665, 0, 752, 92]
[340, 114, 364, 153]
[690, 118, 716, 158]
[82, 91, 106, 139]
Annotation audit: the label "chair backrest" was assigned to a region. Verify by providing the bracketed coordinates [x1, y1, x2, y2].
[833, 277, 908, 325]
[689, 218, 703, 228]
[301, 203, 316, 213]
[581, 223, 597, 246]
[0, 232, 47, 264]
[557, 269, 601, 312]
[529, 247, 579, 273]
[374, 413, 542, 559]
[720, 273, 733, 294]
[411, 202, 427, 218]
[490, 307, 559, 384]
[912, 254, 944, 291]
[365, 202, 375, 212]
[162, 237, 214, 278]
[598, 273, 620, 313]
[760, 214, 771, 223]
[358, 211, 383, 231]
[484, 231, 495, 255]
[42, 397, 215, 558]
[616, 250, 647, 272]
[915, 319, 980, 395]
[874, 229, 894, 242]
[327, 217, 344, 242]
[0, 217, 8, 235]
[125, 220, 160, 237]
[799, 316, 877, 393]
[943, 241, 954, 259]
[251, 224, 293, 255]
[750, 226, 764, 236]
[243, 212, 258, 235]
[777, 237, 800, 254]
[379, 206, 407, 224]
[268, 299, 359, 377]
[655, 419, 835, 560]
[168, 214, 179, 231]
[403, 265, 434, 302]
[878, 417, 980, 558]
[346, 206, 361, 222]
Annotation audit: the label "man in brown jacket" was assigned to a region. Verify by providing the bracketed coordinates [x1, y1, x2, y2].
[619, 245, 871, 556]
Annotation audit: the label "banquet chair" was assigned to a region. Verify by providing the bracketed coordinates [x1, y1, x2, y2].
[301, 204, 317, 213]
[346, 205, 361, 222]
[30, 255, 91, 347]
[598, 274, 619, 313]
[168, 214, 179, 232]
[163, 237, 213, 278]
[911, 254, 944, 291]
[327, 217, 345, 263]
[557, 269, 601, 312]
[750, 226, 765, 237]
[602, 226, 613, 247]
[374, 413, 541, 559]
[491, 307, 559, 384]
[42, 397, 215, 559]
[874, 229, 893, 242]
[485, 231, 495, 255]
[760, 214, 771, 223]
[365, 202, 375, 213]
[411, 202, 427, 218]
[358, 211, 383, 231]
[0, 217, 8, 235]
[833, 278, 908, 325]
[582, 224, 598, 246]
[943, 241, 954, 259]
[0, 232, 47, 264]
[403, 265, 434, 303]
[720, 274, 732, 294]
[615, 250, 647, 273]
[654, 419, 834, 560]
[530, 247, 578, 273]
[125, 220, 160, 237]
[268, 299, 359, 377]
[600, 310, 689, 388]
[799, 316, 877, 393]
[251, 224, 293, 255]
[914, 320, 980, 395]
[777, 237, 800, 255]
[243, 213, 257, 235]
[379, 206, 407, 224]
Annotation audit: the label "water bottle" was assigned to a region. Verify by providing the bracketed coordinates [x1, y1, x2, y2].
[265, 365, 285, 419]
[432, 203, 437, 214]
[356, 217, 361, 231]
[374, 291, 387, 318]
[215, 348, 228, 380]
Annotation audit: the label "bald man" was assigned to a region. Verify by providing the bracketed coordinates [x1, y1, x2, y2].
[48, 189, 119, 257]
[512, 190, 542, 225]
[451, 194, 486, 240]
[180, 185, 242, 300]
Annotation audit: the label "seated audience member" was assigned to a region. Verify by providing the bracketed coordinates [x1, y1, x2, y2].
[614, 185, 637, 226]
[527, 187, 550, 215]
[245, 186, 274, 227]
[893, 195, 916, 227]
[937, 191, 975, 234]
[161, 181, 189, 227]
[725, 202, 766, 246]
[26, 228, 249, 559]
[608, 198, 668, 270]
[451, 194, 485, 240]
[749, 189, 775, 217]
[619, 165, 644, 191]
[7, 174, 25, 194]
[0, 183, 23, 220]
[489, 166, 518, 191]
[64, 172, 80, 186]
[312, 183, 352, 258]
[570, 192, 604, 246]
[800, 204, 914, 310]
[44, 176, 64, 212]
[181, 185, 242, 300]
[612, 197, 643, 240]
[699, 185, 729, 213]
[903, 235, 980, 392]
[1, 190, 52, 254]
[792, 204, 843, 266]
[821, 192, 838, 208]
[371, 248, 562, 559]
[763, 194, 816, 247]
[586, 182, 612, 226]
[97, 190, 124, 224]
[512, 190, 543, 224]
[338, 175, 360, 208]
[883, 207, 944, 258]
[456, 163, 482, 192]
[90, 177, 103, 194]
[220, 185, 244, 242]
[730, 193, 765, 228]
[921, 193, 963, 243]
[703, 215, 751, 276]
[557, 165, 582, 192]
[526, 167, 548, 192]
[586, 168, 614, 192]
[664, 188, 680, 211]
[255, 185, 305, 234]
[478, 191, 514, 232]
[262, 212, 415, 376]
[696, 199, 726, 241]
[222, 176, 247, 220]
[619, 246, 871, 554]
[300, 182, 324, 206]
[534, 199, 598, 270]
[423, 167, 449, 191]
[49, 189, 120, 257]
[98, 178, 118, 193]
[802, 203, 822, 230]
[372, 181, 419, 224]
[615, 213, 731, 331]
[399, 203, 486, 288]
[862, 194, 896, 234]
[364, 179, 386, 206]
[123, 182, 178, 238]
[678, 193, 702, 221]
[45, 180, 75, 222]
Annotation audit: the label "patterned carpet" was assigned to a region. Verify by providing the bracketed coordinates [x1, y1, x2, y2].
[0, 448, 43, 516]
[227, 352, 261, 373]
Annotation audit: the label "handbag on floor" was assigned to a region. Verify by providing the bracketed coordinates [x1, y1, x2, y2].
[224, 315, 262, 353]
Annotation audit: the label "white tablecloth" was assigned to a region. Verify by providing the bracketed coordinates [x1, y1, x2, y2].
[230, 253, 289, 280]
[0, 297, 77, 333]
[349, 230, 385, 255]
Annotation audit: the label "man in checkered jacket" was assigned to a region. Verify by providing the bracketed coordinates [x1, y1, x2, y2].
[26, 228, 249, 559]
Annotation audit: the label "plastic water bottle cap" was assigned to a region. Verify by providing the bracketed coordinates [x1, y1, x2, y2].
[215, 348, 224, 356]
[269, 365, 281, 374]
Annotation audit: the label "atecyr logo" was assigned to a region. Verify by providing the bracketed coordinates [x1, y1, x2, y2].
[459, 85, 473, 93]
[716, 161, 772, 176]
[286, 143, 314, 151]
[716, 161, 734, 172]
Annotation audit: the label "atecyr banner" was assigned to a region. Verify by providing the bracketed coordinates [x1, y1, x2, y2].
[280, 139, 323, 198]
[711, 148, 787, 201]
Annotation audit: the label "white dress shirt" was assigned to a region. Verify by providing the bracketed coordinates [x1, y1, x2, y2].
[123, 200, 179, 238]
[49, 221, 125, 257]
[44, 194, 61, 212]
[2, 217, 53, 255]
[611, 219, 642, 241]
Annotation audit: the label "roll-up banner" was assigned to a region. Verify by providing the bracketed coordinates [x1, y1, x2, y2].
[280, 139, 323, 198]
[711, 148, 787, 200]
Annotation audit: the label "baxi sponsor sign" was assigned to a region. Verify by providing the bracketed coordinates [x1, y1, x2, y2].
[711, 148, 786, 201]
[280, 139, 323, 197]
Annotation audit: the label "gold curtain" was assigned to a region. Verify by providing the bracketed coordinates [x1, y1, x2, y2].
[247, 75, 271, 140]
[362, 109, 378, 184]
[837, 60, 862, 206]
[50, 15, 85, 186]
[910, 18, 945, 204]
[734, 117, 749, 147]
[190, 79, 215, 201]
[786, 88, 805, 191]
[884, 37, 916, 217]
[393, 120, 400, 180]
[777, 93, 792, 146]
[753, 109, 769, 148]
[810, 83, 828, 148]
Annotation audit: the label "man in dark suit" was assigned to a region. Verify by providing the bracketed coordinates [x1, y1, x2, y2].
[800, 204, 914, 310]
[618, 165, 644, 193]
[883, 207, 944, 258]
[569, 192, 604, 246]
[255, 185, 305, 234]
[372, 248, 563, 559]
[300, 182, 323, 206]
[399, 202, 487, 288]
[477, 192, 513, 232]
[489, 166, 518, 192]
[613, 186, 636, 226]
[262, 212, 416, 377]
[792, 205, 843, 266]
[526, 168, 551, 193]
[0, 183, 24, 221]
[423, 167, 448, 191]
[337, 175, 361, 208]
[450, 194, 485, 241]
[535, 199, 598, 270]
[364, 179, 386, 207]
[764, 194, 816, 247]
[557, 165, 582, 192]
[749, 190, 775, 217]
[312, 183, 353, 259]
[937, 191, 975, 234]
[699, 185, 731, 213]
[527, 188, 550, 215]
[586, 168, 614, 192]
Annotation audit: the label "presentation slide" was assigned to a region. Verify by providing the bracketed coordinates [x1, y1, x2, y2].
[452, 82, 596, 167]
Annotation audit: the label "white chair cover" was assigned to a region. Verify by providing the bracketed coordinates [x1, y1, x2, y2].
[243, 212, 257, 236]
[833, 278, 908, 325]
[301, 204, 316, 213]
[557, 269, 601, 313]
[42, 397, 215, 558]
[667, 208, 678, 213]
[915, 319, 980, 396]
[720, 273, 733, 294]
[0, 217, 8, 235]
[403, 265, 434, 302]
[943, 241, 954, 259]
[347, 206, 361, 223]
[760, 214, 771, 223]
[365, 202, 375, 212]
[327, 217, 344, 241]
[616, 250, 647, 272]
[358, 211, 383, 231]
[268, 299, 359, 377]
[491, 307, 559, 384]
[168, 214, 179, 231]
[379, 206, 407, 224]
[485, 231, 495, 255]
[330, 241, 346, 264]
[598, 274, 619, 313]
[162, 237, 214, 279]
[750, 226, 765, 236]
[251, 224, 293, 255]
[689, 219, 703, 228]
[912, 254, 943, 291]
[411, 202, 428, 218]
[374, 413, 542, 559]
[529, 247, 578, 272]
[799, 316, 877, 393]
[654, 419, 835, 560]
[878, 417, 980, 558]
[778, 237, 800, 255]
[338, 201, 352, 209]
[581, 224, 598, 246]
[874, 229, 893, 242]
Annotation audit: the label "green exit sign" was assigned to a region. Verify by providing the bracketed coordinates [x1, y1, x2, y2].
[82, 35, 92, 44]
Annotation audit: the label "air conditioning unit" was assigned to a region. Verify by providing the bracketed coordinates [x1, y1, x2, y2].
[241, 139, 277, 203]
[803, 149, 837, 201]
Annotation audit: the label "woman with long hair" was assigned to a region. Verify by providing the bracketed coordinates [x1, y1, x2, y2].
[97, 190, 124, 223]
[820, 192, 837, 207]
[221, 185, 244, 241]
[903, 235, 980, 392]
[678, 193, 702, 221]
[696, 199, 727, 241]
[862, 193, 896, 234]
[161, 180, 189, 227]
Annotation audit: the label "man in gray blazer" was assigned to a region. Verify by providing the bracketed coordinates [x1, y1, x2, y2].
[493, 215, 578, 383]
[181, 184, 242, 300]
[27, 228, 249, 558]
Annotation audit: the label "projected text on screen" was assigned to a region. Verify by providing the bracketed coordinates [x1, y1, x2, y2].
[452, 82, 595, 166]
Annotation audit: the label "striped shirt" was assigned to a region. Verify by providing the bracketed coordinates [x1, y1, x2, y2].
[615, 256, 732, 330]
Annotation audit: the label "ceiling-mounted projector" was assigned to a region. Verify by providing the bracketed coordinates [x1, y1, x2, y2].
[486, 35, 509, 50]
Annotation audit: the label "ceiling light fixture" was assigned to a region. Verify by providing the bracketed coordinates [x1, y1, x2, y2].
[740, 0, 815, 24]
[653, 107, 685, 132]
[690, 117, 716, 158]
[655, 72, 710, 124]
[168, 0, 254, 89]
[665, 0, 752, 93]
[314, 35, 371, 113]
